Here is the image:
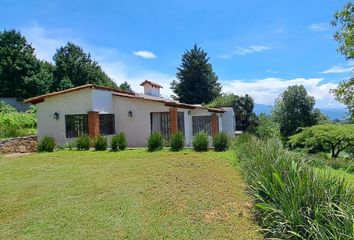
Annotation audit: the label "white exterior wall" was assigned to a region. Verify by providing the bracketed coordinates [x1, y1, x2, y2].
[221, 107, 235, 136]
[92, 89, 113, 113]
[36, 89, 93, 145]
[143, 85, 160, 97]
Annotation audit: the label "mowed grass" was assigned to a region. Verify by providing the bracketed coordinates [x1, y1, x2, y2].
[0, 150, 261, 240]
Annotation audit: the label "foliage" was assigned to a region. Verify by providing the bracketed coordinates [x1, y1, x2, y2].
[289, 124, 354, 159]
[37, 136, 56, 152]
[119, 81, 133, 92]
[212, 132, 230, 151]
[93, 135, 108, 151]
[52, 42, 117, 91]
[273, 85, 319, 139]
[171, 44, 221, 104]
[111, 132, 127, 151]
[234, 134, 354, 239]
[170, 131, 185, 151]
[332, 77, 354, 119]
[0, 101, 17, 113]
[251, 113, 280, 139]
[208, 93, 258, 131]
[0, 110, 36, 138]
[75, 135, 90, 151]
[147, 132, 164, 152]
[192, 132, 209, 152]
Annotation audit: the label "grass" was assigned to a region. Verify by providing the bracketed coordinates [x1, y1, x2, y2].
[0, 149, 261, 240]
[329, 168, 354, 184]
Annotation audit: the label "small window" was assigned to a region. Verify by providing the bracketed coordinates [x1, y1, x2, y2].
[192, 116, 211, 135]
[99, 114, 115, 135]
[65, 114, 88, 138]
[178, 112, 185, 135]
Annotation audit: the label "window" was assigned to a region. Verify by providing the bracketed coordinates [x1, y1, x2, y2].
[178, 112, 185, 134]
[160, 112, 171, 141]
[192, 116, 211, 135]
[99, 114, 115, 135]
[65, 114, 88, 138]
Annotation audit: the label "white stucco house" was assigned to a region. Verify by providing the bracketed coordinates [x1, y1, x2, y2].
[25, 80, 236, 147]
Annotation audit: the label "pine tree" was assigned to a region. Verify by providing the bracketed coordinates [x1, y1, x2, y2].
[171, 44, 221, 104]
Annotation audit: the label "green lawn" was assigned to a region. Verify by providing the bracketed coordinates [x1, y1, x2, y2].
[0, 149, 261, 240]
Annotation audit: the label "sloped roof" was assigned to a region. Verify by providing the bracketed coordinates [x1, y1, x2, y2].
[140, 80, 163, 88]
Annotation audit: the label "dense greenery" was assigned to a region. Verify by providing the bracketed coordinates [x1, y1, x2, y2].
[147, 132, 164, 152]
[212, 132, 229, 151]
[111, 132, 127, 151]
[171, 44, 221, 104]
[170, 131, 185, 151]
[252, 113, 280, 139]
[192, 132, 209, 152]
[234, 134, 353, 239]
[93, 136, 108, 151]
[37, 136, 56, 152]
[289, 124, 354, 159]
[118, 81, 133, 92]
[75, 135, 90, 151]
[273, 85, 320, 139]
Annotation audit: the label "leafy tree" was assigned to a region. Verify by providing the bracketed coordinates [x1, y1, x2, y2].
[119, 81, 133, 92]
[289, 124, 354, 159]
[52, 42, 117, 91]
[171, 44, 221, 104]
[331, 2, 354, 117]
[252, 113, 280, 139]
[0, 30, 53, 99]
[273, 85, 319, 139]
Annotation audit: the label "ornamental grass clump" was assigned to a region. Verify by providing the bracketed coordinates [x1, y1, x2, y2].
[170, 131, 185, 151]
[37, 136, 56, 152]
[233, 134, 354, 239]
[94, 135, 107, 151]
[147, 132, 164, 152]
[111, 132, 127, 151]
[212, 132, 230, 151]
[192, 131, 209, 152]
[76, 135, 90, 151]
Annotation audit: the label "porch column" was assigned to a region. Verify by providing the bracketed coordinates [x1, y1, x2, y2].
[169, 108, 178, 135]
[88, 111, 100, 138]
[211, 113, 219, 137]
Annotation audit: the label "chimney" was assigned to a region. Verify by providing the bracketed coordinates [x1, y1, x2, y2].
[140, 80, 163, 97]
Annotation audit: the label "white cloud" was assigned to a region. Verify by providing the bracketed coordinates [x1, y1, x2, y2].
[221, 77, 342, 108]
[320, 63, 353, 74]
[266, 69, 278, 74]
[219, 45, 270, 59]
[133, 50, 157, 59]
[308, 23, 328, 32]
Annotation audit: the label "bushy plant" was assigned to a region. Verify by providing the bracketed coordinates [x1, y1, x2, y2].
[170, 131, 185, 151]
[111, 132, 127, 151]
[212, 132, 229, 151]
[0, 111, 36, 139]
[234, 134, 354, 239]
[76, 135, 90, 151]
[94, 135, 107, 151]
[37, 136, 56, 152]
[147, 132, 164, 152]
[192, 131, 209, 152]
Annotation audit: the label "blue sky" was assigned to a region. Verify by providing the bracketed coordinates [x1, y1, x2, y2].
[1, 0, 352, 108]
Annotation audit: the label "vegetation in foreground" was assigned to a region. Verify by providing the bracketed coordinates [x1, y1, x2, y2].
[234, 134, 353, 239]
[0, 150, 261, 240]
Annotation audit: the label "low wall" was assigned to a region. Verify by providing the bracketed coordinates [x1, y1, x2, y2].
[0, 136, 37, 154]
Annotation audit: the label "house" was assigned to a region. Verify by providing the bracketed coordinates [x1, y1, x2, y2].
[25, 81, 236, 147]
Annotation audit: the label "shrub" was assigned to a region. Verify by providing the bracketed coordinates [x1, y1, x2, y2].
[76, 135, 90, 151]
[192, 132, 209, 152]
[0, 111, 36, 139]
[147, 132, 164, 152]
[234, 134, 354, 239]
[94, 135, 107, 151]
[212, 132, 229, 151]
[111, 132, 127, 151]
[37, 136, 56, 152]
[170, 131, 185, 151]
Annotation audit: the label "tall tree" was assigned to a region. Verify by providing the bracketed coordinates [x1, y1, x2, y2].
[171, 44, 221, 104]
[0, 30, 53, 99]
[52, 42, 117, 91]
[119, 81, 133, 92]
[331, 2, 354, 118]
[273, 85, 319, 139]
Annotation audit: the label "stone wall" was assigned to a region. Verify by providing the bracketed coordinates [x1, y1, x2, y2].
[0, 136, 37, 154]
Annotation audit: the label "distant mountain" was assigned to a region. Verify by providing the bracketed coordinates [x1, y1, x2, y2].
[254, 103, 348, 120]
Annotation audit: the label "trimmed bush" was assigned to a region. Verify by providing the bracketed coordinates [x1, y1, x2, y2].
[37, 136, 56, 152]
[213, 132, 230, 151]
[94, 135, 107, 151]
[111, 132, 127, 151]
[192, 131, 209, 152]
[147, 132, 164, 152]
[170, 131, 185, 151]
[76, 135, 90, 151]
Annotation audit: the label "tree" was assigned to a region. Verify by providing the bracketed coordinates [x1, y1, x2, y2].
[119, 81, 133, 92]
[171, 44, 221, 104]
[52, 42, 117, 91]
[252, 113, 280, 140]
[208, 93, 258, 131]
[273, 85, 319, 139]
[289, 124, 354, 158]
[0, 30, 53, 99]
[331, 2, 354, 118]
